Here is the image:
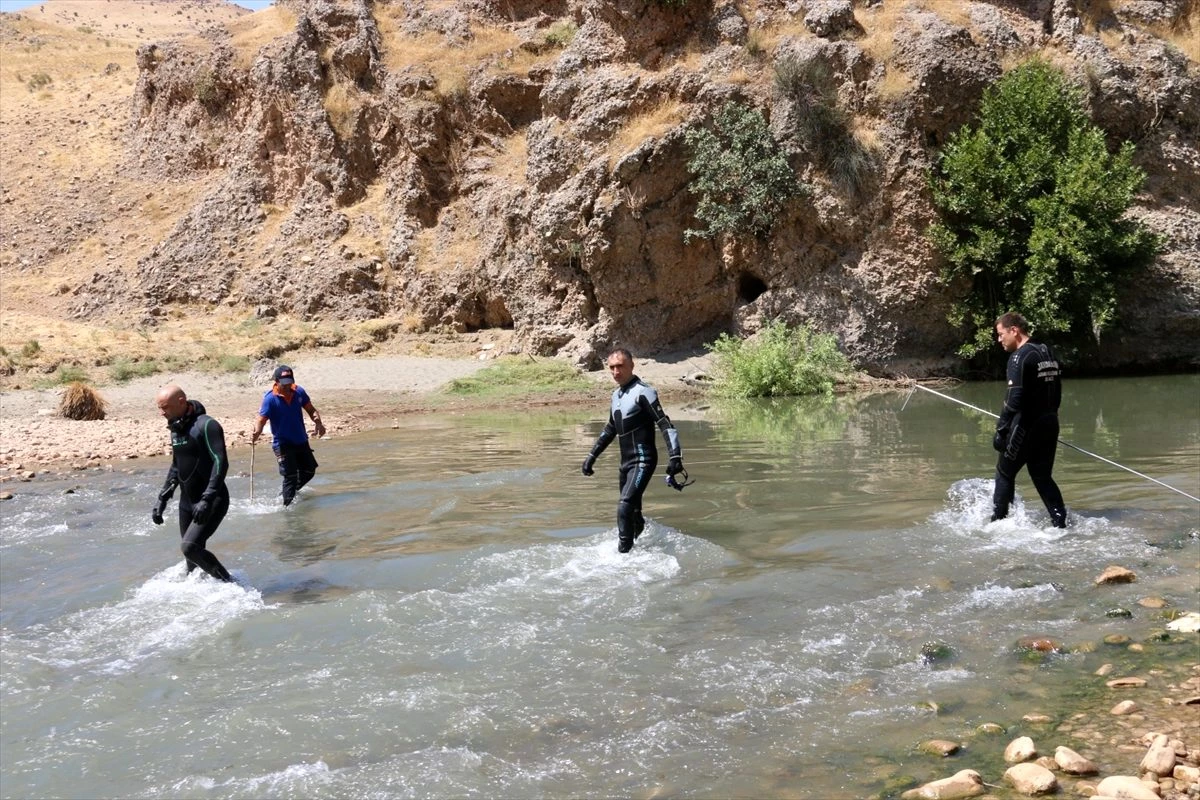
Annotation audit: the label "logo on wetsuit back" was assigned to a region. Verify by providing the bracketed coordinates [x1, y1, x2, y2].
[1036, 360, 1060, 381]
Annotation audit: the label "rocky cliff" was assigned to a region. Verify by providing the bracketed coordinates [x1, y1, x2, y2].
[75, 0, 1200, 373]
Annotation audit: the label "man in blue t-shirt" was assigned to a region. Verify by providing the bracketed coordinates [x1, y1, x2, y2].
[250, 365, 326, 506]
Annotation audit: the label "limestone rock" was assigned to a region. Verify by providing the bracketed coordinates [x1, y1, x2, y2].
[803, 0, 858, 38]
[1004, 762, 1058, 795]
[1055, 746, 1099, 775]
[1095, 565, 1137, 585]
[1005, 736, 1038, 763]
[1165, 612, 1200, 633]
[1094, 775, 1162, 799]
[920, 739, 961, 757]
[900, 769, 985, 799]
[1111, 700, 1139, 715]
[1140, 734, 1177, 777]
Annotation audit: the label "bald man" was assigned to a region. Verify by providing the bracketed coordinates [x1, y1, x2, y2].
[151, 385, 234, 582]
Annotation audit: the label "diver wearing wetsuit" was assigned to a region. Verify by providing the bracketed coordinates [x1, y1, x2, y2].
[582, 349, 684, 553]
[992, 313, 1068, 528]
[152, 385, 234, 582]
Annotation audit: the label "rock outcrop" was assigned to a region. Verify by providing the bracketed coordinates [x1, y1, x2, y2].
[77, 0, 1200, 372]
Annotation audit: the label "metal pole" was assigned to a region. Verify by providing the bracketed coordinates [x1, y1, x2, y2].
[250, 443, 256, 501]
[906, 384, 1200, 503]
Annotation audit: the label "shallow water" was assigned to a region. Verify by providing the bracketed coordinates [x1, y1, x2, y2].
[2, 376, 1197, 799]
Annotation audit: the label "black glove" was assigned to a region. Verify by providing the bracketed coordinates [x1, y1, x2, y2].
[581, 455, 596, 476]
[992, 428, 1007, 452]
[190, 499, 211, 524]
[151, 502, 165, 525]
[667, 457, 683, 477]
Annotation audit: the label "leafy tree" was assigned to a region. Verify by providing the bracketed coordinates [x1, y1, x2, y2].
[684, 102, 800, 241]
[928, 59, 1160, 359]
[706, 320, 851, 398]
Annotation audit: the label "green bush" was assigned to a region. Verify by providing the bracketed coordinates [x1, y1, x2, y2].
[53, 364, 88, 385]
[26, 72, 52, 91]
[543, 20, 577, 48]
[109, 358, 160, 383]
[706, 320, 851, 398]
[684, 102, 800, 241]
[928, 59, 1160, 360]
[445, 357, 586, 397]
[20, 340, 41, 358]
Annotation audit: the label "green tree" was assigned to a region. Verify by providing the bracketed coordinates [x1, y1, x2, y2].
[684, 102, 800, 241]
[928, 59, 1160, 360]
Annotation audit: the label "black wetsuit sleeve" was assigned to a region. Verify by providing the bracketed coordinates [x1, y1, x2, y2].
[997, 351, 1025, 433]
[158, 464, 180, 503]
[198, 417, 229, 500]
[590, 415, 616, 459]
[640, 393, 682, 460]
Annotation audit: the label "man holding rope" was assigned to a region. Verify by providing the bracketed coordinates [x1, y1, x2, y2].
[992, 312, 1068, 528]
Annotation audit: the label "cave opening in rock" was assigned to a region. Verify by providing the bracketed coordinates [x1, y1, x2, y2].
[737, 273, 767, 303]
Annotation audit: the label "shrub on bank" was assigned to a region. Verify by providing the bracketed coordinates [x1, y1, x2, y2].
[59, 382, 106, 421]
[706, 321, 851, 398]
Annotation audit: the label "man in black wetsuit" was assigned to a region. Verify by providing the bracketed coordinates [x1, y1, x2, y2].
[582, 348, 685, 553]
[151, 384, 234, 582]
[991, 312, 1068, 528]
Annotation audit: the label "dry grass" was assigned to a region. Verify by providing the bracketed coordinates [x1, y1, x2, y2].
[338, 181, 390, 260]
[59, 382, 107, 420]
[607, 98, 688, 169]
[227, 5, 298, 70]
[854, 0, 911, 64]
[851, 117, 884, 152]
[373, 9, 521, 95]
[323, 81, 365, 140]
[482, 131, 529, 185]
[410, 202, 484, 273]
[754, 17, 813, 52]
[0, 16, 138, 91]
[877, 66, 915, 99]
[1000, 44, 1075, 74]
[1152, 4, 1199, 62]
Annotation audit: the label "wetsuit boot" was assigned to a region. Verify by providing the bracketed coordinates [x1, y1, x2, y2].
[1049, 506, 1067, 529]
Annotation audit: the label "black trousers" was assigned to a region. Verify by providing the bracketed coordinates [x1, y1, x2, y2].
[616, 448, 657, 553]
[178, 492, 232, 582]
[993, 413, 1066, 527]
[274, 441, 318, 505]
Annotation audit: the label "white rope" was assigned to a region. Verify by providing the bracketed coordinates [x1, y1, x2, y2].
[908, 384, 1199, 503]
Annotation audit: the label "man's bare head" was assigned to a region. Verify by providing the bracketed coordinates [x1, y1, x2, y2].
[156, 384, 188, 421]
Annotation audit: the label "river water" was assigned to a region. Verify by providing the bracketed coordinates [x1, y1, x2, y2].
[2, 376, 1197, 799]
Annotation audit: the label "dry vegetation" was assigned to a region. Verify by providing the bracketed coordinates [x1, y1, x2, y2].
[607, 99, 689, 169]
[372, 9, 522, 95]
[227, 5, 298, 70]
[58, 381, 106, 419]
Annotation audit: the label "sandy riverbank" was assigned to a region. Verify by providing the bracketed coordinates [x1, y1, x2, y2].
[0, 351, 714, 477]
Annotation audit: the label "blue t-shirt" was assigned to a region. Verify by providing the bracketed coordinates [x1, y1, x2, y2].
[259, 386, 311, 446]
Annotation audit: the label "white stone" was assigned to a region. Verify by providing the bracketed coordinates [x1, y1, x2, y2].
[1165, 612, 1200, 632]
[1056, 745, 1100, 775]
[1004, 762, 1059, 795]
[1005, 736, 1038, 763]
[900, 769, 985, 799]
[1140, 733, 1177, 776]
[1095, 775, 1161, 798]
[1174, 764, 1200, 786]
